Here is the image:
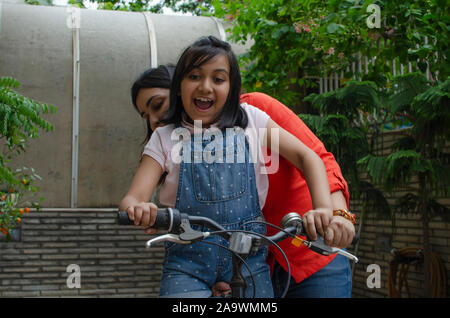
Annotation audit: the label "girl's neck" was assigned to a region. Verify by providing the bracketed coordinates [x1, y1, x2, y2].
[181, 111, 218, 130]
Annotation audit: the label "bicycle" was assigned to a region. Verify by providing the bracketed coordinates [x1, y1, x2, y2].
[117, 208, 358, 298]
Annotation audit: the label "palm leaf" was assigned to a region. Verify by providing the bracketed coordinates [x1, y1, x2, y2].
[357, 154, 388, 186]
[359, 180, 393, 220]
[336, 80, 380, 113]
[389, 72, 430, 114]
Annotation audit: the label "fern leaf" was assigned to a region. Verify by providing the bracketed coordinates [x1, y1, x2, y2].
[413, 79, 450, 119]
[336, 80, 380, 112]
[389, 72, 430, 114]
[0, 77, 21, 90]
[359, 180, 393, 220]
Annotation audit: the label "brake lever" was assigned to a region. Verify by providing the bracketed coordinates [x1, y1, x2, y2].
[145, 234, 191, 248]
[145, 222, 211, 248]
[301, 236, 358, 263]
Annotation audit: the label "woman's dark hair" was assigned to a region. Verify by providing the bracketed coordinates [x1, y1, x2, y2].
[131, 65, 175, 143]
[161, 36, 248, 129]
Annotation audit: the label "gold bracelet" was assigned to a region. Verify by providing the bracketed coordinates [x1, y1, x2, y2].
[333, 209, 356, 224]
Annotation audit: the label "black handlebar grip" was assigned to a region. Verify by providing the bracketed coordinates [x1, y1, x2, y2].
[153, 209, 172, 230]
[117, 209, 170, 227]
[117, 208, 181, 233]
[117, 211, 134, 225]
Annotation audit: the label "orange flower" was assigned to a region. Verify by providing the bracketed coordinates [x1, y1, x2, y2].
[19, 208, 24, 214]
[25, 207, 30, 213]
[17, 218, 21, 223]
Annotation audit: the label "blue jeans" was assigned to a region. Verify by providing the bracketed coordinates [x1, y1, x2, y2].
[272, 254, 352, 298]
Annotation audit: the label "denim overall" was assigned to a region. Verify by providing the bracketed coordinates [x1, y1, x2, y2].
[159, 126, 273, 298]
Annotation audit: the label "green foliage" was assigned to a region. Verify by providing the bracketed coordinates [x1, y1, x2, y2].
[358, 73, 450, 221]
[389, 73, 430, 114]
[208, 0, 449, 110]
[300, 113, 368, 196]
[300, 80, 397, 219]
[87, 0, 212, 13]
[24, 0, 53, 5]
[305, 80, 381, 121]
[0, 77, 56, 240]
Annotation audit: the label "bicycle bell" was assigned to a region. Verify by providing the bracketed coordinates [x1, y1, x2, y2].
[280, 212, 302, 228]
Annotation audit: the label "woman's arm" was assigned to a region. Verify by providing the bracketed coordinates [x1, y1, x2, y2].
[327, 191, 355, 248]
[241, 92, 350, 206]
[119, 155, 163, 231]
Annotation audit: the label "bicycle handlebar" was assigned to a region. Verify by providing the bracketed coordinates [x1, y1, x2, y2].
[117, 208, 358, 298]
[118, 208, 226, 234]
[117, 208, 358, 262]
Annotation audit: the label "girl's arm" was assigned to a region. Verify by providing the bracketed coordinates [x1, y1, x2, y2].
[265, 118, 333, 241]
[119, 155, 163, 232]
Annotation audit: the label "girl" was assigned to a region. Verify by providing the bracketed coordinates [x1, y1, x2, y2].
[120, 36, 334, 298]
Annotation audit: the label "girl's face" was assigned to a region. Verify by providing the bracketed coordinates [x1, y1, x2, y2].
[136, 87, 170, 131]
[180, 54, 230, 127]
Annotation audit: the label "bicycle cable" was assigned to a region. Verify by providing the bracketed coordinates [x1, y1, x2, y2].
[208, 228, 292, 298]
[240, 220, 297, 239]
[239, 220, 296, 298]
[200, 240, 256, 298]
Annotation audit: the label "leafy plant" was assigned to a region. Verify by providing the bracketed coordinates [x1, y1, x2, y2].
[206, 0, 449, 113]
[358, 73, 450, 296]
[302, 80, 391, 218]
[0, 77, 56, 241]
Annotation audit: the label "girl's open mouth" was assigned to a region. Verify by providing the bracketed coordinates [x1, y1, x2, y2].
[194, 97, 214, 111]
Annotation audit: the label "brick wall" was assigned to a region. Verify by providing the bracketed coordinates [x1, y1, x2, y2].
[0, 210, 165, 297]
[350, 130, 450, 298]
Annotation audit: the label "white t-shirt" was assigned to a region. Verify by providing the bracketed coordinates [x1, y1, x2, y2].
[143, 103, 270, 208]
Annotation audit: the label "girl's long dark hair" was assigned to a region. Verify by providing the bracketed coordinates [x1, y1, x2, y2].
[131, 65, 175, 144]
[161, 36, 248, 130]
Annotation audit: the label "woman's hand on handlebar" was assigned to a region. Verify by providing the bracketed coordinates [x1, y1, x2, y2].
[324, 216, 355, 248]
[303, 208, 355, 248]
[126, 202, 159, 234]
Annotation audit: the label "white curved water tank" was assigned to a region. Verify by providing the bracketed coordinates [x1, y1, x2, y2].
[0, 2, 249, 207]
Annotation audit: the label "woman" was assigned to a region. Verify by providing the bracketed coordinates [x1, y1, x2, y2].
[126, 64, 355, 298]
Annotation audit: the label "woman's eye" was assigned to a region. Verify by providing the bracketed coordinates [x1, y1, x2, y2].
[152, 101, 163, 112]
[214, 77, 225, 83]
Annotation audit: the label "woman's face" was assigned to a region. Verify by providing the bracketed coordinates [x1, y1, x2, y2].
[180, 54, 230, 128]
[136, 87, 170, 131]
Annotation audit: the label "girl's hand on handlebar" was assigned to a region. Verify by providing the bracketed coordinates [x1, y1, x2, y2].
[302, 208, 333, 241]
[324, 216, 355, 248]
[126, 202, 158, 234]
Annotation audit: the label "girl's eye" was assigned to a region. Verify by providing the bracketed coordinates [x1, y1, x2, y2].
[214, 77, 226, 83]
[188, 74, 200, 80]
